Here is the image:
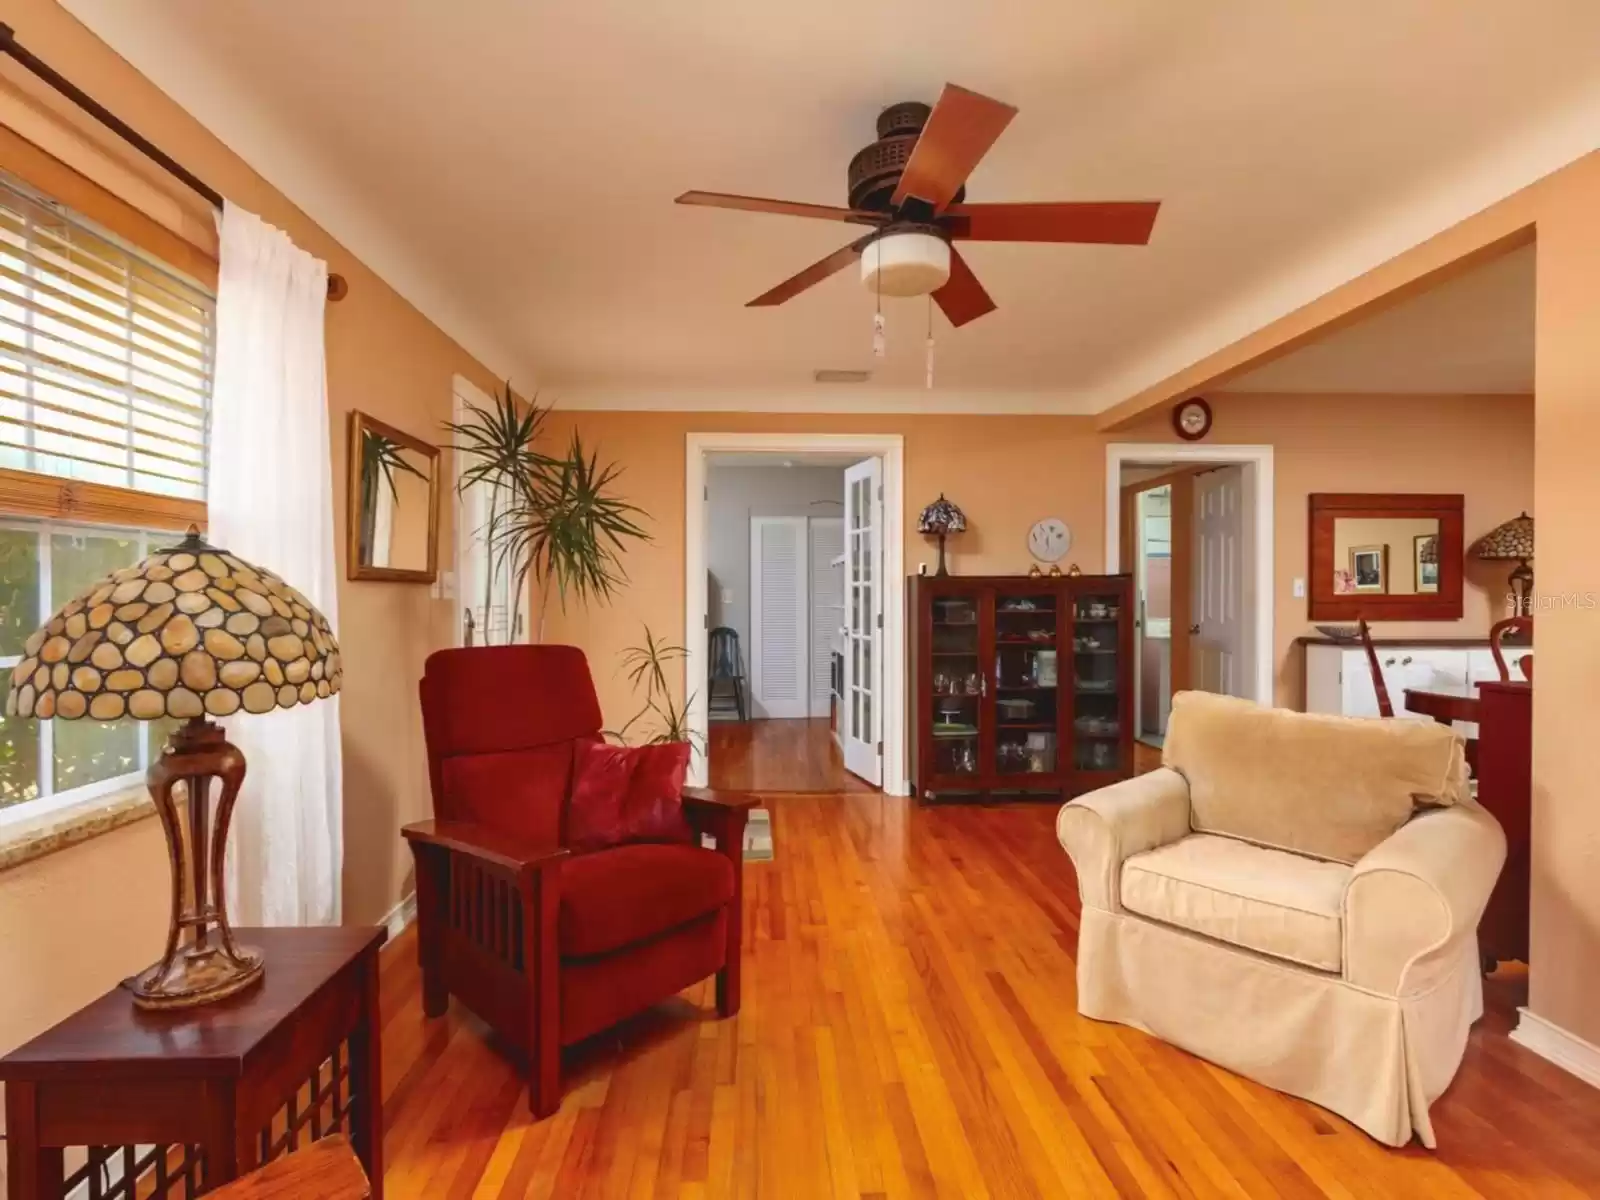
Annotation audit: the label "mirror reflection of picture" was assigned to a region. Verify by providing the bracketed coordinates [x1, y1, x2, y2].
[1414, 534, 1440, 594]
[1350, 544, 1387, 593]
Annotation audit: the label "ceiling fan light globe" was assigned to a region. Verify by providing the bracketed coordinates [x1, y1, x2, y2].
[860, 232, 951, 298]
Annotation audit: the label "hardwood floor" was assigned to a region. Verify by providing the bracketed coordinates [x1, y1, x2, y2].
[377, 795, 1600, 1198]
[708, 717, 878, 793]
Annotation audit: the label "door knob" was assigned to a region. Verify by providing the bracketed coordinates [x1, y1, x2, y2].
[1189, 624, 1201, 634]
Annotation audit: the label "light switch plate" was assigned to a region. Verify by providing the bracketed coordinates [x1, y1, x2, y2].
[1292, 577, 1306, 599]
[721, 587, 734, 605]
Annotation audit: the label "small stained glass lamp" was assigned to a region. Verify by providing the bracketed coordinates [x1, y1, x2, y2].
[1473, 512, 1535, 617]
[5, 526, 341, 1010]
[917, 494, 967, 577]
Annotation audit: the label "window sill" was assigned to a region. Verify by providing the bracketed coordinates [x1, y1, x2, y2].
[0, 785, 155, 876]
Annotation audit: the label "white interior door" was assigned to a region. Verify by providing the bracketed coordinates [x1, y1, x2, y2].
[750, 516, 809, 718]
[1192, 466, 1245, 696]
[842, 459, 883, 784]
[809, 517, 844, 718]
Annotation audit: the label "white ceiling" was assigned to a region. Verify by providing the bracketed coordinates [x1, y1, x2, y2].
[59, 1, 1600, 410]
[1222, 243, 1535, 394]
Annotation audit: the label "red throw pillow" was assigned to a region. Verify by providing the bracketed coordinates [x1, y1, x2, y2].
[568, 741, 693, 851]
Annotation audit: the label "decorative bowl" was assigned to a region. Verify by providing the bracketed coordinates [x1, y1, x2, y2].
[1314, 624, 1361, 643]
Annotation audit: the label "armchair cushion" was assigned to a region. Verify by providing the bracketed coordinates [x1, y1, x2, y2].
[1163, 691, 1468, 865]
[1121, 834, 1351, 972]
[439, 744, 573, 847]
[1056, 768, 1192, 911]
[558, 842, 735, 959]
[568, 741, 693, 851]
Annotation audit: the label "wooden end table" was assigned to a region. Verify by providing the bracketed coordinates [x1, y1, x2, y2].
[1, 926, 386, 1199]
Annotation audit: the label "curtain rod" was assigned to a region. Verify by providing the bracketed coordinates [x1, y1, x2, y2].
[0, 23, 348, 301]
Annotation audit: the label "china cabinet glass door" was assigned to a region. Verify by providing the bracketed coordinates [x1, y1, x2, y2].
[1071, 587, 1126, 772]
[991, 589, 1059, 779]
[928, 591, 982, 779]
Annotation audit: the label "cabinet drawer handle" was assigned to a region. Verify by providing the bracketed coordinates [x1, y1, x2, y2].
[1401, 655, 1413, 665]
[1383, 657, 1396, 667]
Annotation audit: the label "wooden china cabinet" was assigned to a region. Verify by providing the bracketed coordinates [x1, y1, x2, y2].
[908, 574, 1135, 803]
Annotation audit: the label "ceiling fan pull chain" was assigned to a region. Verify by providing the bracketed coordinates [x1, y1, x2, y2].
[872, 244, 886, 358]
[925, 295, 935, 390]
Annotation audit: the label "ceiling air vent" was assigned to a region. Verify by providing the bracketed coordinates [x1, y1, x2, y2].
[813, 369, 872, 384]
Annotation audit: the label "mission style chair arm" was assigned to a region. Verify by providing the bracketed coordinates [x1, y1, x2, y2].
[682, 786, 760, 848]
[402, 817, 569, 1114]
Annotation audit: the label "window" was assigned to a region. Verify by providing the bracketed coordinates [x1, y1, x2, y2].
[0, 520, 181, 824]
[0, 169, 213, 827]
[0, 170, 212, 500]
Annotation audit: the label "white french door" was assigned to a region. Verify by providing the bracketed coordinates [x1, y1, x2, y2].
[749, 516, 810, 718]
[453, 378, 521, 646]
[842, 458, 883, 784]
[809, 517, 844, 717]
[1192, 466, 1245, 696]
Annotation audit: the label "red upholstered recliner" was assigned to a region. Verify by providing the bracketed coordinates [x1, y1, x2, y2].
[401, 645, 754, 1116]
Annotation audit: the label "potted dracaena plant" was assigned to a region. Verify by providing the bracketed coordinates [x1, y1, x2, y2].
[446, 382, 649, 642]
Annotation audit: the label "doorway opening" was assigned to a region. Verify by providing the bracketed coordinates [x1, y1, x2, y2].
[686, 433, 907, 796]
[1106, 444, 1275, 747]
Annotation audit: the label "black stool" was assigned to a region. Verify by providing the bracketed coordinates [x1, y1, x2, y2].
[708, 626, 748, 722]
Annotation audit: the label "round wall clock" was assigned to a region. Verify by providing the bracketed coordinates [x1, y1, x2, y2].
[1028, 517, 1072, 563]
[1173, 397, 1213, 441]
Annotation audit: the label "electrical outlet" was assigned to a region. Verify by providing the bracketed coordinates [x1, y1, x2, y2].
[1292, 577, 1306, 599]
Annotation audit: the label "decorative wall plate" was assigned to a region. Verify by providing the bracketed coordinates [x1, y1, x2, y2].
[1028, 517, 1071, 563]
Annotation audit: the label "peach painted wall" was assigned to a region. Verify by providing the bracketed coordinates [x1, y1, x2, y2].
[537, 411, 1108, 727]
[1527, 154, 1600, 1047]
[1118, 392, 1534, 707]
[1101, 146, 1600, 1051]
[0, 0, 500, 1110]
[538, 395, 1532, 726]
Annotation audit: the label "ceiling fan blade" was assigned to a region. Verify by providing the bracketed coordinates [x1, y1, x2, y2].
[944, 201, 1161, 245]
[932, 247, 996, 328]
[747, 237, 874, 307]
[677, 190, 886, 226]
[891, 84, 1018, 214]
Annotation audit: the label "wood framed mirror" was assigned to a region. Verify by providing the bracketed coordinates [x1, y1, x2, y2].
[346, 410, 440, 583]
[1308, 493, 1463, 620]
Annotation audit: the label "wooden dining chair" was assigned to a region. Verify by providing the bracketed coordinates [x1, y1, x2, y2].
[1358, 617, 1394, 717]
[1489, 616, 1534, 682]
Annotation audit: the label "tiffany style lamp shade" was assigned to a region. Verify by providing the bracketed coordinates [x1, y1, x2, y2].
[4, 527, 342, 1009]
[917, 494, 967, 577]
[1474, 512, 1535, 617]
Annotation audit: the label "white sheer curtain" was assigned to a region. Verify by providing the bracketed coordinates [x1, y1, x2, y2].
[211, 201, 343, 927]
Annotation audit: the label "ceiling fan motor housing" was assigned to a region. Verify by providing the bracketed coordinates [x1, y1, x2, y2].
[848, 101, 966, 213]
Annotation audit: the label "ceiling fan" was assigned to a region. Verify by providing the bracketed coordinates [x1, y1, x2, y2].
[676, 83, 1160, 328]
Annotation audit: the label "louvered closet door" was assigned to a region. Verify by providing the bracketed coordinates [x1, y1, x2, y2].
[750, 516, 810, 719]
[809, 516, 844, 717]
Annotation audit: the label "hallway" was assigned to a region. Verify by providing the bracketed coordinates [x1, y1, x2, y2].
[708, 718, 879, 793]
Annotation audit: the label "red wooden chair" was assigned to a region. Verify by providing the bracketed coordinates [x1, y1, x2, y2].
[402, 645, 755, 1116]
[1358, 617, 1394, 717]
[1489, 616, 1533, 682]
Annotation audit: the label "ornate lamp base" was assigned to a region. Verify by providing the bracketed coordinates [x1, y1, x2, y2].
[128, 717, 265, 1011]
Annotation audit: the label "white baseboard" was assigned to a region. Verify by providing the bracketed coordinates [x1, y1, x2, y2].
[380, 890, 417, 945]
[1510, 1008, 1600, 1090]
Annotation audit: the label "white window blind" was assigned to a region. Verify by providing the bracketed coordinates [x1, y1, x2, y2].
[0, 171, 212, 500]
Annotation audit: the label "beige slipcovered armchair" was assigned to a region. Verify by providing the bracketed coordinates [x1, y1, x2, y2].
[1058, 691, 1505, 1148]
